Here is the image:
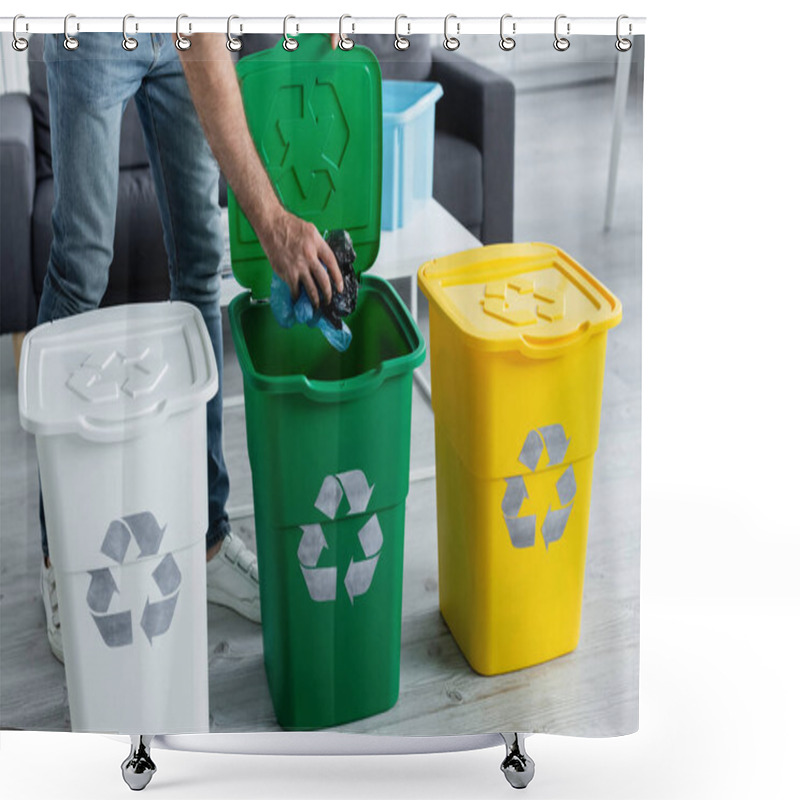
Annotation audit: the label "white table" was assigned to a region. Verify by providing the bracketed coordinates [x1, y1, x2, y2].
[219, 199, 481, 411]
[370, 199, 482, 321]
[218, 199, 482, 320]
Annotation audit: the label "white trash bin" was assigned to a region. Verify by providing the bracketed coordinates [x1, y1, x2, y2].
[18, 302, 217, 734]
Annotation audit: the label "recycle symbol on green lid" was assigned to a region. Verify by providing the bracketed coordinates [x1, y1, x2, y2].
[297, 470, 383, 604]
[268, 82, 349, 214]
[87, 512, 181, 648]
[502, 424, 577, 549]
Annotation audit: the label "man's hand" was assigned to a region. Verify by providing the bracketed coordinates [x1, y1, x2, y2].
[177, 33, 343, 305]
[264, 209, 342, 305]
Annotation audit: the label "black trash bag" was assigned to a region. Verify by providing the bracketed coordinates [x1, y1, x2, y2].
[320, 229, 359, 330]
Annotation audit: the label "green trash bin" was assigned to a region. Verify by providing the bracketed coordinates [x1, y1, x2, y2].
[227, 36, 425, 729]
[229, 281, 423, 729]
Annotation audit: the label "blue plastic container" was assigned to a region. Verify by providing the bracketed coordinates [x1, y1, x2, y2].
[381, 81, 444, 231]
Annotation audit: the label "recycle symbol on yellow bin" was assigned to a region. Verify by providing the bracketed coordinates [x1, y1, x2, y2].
[297, 470, 383, 604]
[502, 424, 577, 549]
[87, 512, 181, 648]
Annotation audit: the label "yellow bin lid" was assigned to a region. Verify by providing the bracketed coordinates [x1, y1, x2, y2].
[418, 242, 622, 358]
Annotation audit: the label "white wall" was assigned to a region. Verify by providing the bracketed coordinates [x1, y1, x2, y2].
[1, 33, 31, 94]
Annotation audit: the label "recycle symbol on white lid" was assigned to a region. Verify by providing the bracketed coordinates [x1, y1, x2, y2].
[87, 512, 181, 647]
[502, 424, 577, 549]
[67, 346, 167, 403]
[297, 470, 383, 604]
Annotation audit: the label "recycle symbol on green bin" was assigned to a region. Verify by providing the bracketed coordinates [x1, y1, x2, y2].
[87, 512, 181, 648]
[502, 424, 577, 549]
[297, 470, 383, 604]
[268, 82, 349, 214]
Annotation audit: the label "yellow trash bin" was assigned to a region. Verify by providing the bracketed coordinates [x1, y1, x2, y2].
[418, 243, 622, 675]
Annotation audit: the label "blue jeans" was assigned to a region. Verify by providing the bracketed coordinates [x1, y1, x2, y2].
[39, 33, 230, 558]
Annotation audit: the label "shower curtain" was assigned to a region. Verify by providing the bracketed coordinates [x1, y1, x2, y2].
[0, 18, 643, 778]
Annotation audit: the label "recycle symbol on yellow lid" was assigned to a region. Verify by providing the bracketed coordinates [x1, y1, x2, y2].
[87, 512, 181, 647]
[502, 425, 577, 549]
[481, 277, 566, 326]
[297, 470, 383, 604]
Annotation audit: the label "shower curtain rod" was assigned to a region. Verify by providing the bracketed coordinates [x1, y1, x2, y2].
[1, 15, 645, 37]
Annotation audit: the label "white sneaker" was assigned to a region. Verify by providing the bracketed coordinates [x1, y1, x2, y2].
[206, 533, 261, 623]
[40, 561, 65, 663]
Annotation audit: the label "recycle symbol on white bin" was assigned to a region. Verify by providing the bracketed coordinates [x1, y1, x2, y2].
[297, 470, 383, 604]
[87, 512, 181, 648]
[67, 346, 167, 403]
[502, 424, 577, 549]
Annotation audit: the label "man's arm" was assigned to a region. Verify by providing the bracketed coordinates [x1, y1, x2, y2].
[177, 34, 342, 305]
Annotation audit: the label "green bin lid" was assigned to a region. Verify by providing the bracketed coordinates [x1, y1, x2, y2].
[228, 35, 383, 298]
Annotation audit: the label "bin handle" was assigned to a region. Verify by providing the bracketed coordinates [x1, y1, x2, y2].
[77, 400, 170, 442]
[518, 322, 593, 357]
[298, 363, 390, 403]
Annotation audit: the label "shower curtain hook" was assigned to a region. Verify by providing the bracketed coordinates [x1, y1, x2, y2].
[615, 15, 632, 52]
[443, 14, 460, 51]
[226, 15, 242, 51]
[122, 15, 139, 51]
[554, 14, 570, 51]
[283, 15, 299, 50]
[12, 15, 29, 52]
[63, 14, 79, 51]
[500, 14, 516, 51]
[175, 14, 191, 50]
[339, 15, 355, 50]
[394, 15, 410, 51]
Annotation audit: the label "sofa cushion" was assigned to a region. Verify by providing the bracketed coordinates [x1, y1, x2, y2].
[0, 93, 37, 332]
[27, 35, 150, 180]
[32, 169, 171, 307]
[433, 131, 482, 240]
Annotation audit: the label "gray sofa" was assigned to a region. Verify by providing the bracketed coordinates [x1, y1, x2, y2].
[0, 34, 514, 335]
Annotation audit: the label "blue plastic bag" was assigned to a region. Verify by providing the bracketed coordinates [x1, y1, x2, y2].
[270, 272, 353, 352]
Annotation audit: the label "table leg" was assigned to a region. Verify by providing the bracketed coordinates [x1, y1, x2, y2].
[408, 273, 433, 404]
[604, 50, 633, 231]
[413, 370, 432, 404]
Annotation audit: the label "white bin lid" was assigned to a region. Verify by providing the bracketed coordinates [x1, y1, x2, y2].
[19, 302, 218, 443]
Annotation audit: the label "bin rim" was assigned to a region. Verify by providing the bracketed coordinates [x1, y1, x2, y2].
[228, 275, 425, 403]
[418, 242, 623, 360]
[18, 301, 218, 443]
[430, 314, 622, 361]
[434, 416, 601, 482]
[382, 80, 444, 124]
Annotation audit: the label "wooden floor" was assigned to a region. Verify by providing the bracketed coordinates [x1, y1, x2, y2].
[0, 60, 642, 738]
